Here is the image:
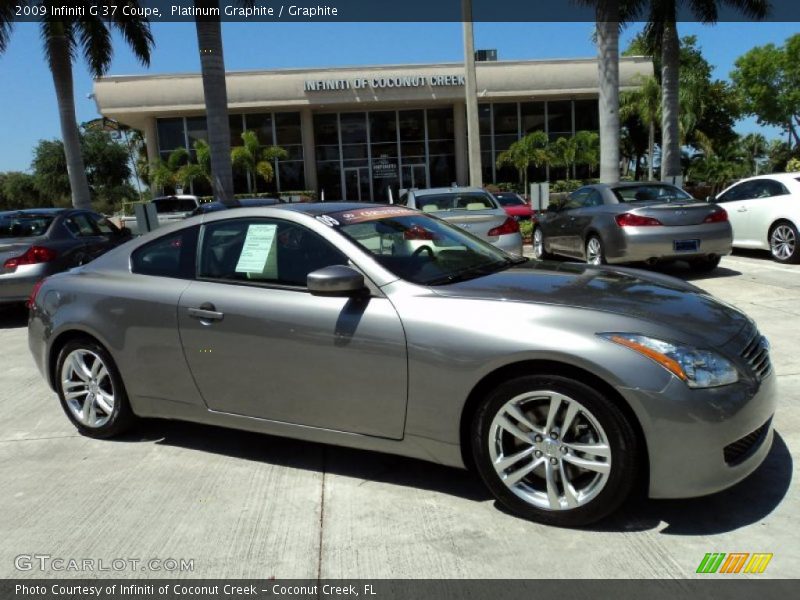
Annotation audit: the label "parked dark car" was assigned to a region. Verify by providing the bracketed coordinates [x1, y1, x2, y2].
[533, 182, 732, 272]
[0, 208, 131, 305]
[189, 197, 283, 217]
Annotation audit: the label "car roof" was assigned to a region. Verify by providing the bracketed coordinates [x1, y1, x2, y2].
[0, 207, 68, 216]
[739, 172, 800, 183]
[412, 186, 488, 196]
[277, 201, 385, 217]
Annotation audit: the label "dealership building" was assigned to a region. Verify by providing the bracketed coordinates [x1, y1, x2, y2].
[93, 56, 652, 200]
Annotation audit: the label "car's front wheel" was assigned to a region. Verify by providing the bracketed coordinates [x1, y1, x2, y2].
[769, 221, 800, 264]
[471, 375, 639, 527]
[55, 338, 135, 438]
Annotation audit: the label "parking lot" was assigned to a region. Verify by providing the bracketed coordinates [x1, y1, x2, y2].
[0, 249, 797, 579]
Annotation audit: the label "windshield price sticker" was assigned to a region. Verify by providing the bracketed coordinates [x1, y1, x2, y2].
[326, 207, 417, 225]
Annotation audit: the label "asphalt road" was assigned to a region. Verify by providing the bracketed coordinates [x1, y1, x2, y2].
[0, 248, 797, 579]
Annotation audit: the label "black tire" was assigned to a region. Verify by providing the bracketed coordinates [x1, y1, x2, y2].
[532, 226, 554, 260]
[55, 337, 136, 439]
[585, 235, 606, 265]
[689, 255, 721, 273]
[769, 220, 800, 264]
[471, 374, 639, 527]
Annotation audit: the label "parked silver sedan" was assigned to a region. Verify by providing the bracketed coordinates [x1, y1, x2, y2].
[28, 203, 776, 527]
[534, 183, 732, 271]
[399, 186, 523, 255]
[1, 208, 130, 305]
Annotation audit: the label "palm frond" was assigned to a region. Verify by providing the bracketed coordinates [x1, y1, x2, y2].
[76, 15, 113, 77]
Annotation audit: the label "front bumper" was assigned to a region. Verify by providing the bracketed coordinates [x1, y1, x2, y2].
[605, 222, 732, 263]
[0, 263, 50, 304]
[622, 370, 778, 499]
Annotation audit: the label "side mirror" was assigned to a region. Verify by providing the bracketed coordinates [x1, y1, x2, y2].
[307, 265, 367, 297]
[705, 195, 714, 203]
[117, 226, 133, 240]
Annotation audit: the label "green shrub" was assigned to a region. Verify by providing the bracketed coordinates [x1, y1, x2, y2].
[519, 219, 533, 242]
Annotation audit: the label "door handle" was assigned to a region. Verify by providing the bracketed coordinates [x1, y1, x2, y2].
[188, 303, 224, 322]
[737, 208, 747, 212]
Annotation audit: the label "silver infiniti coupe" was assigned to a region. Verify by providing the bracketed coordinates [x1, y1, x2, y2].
[28, 203, 776, 527]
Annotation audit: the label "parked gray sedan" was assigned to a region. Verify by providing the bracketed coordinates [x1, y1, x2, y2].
[28, 203, 776, 526]
[1, 208, 130, 305]
[534, 183, 732, 271]
[399, 186, 523, 255]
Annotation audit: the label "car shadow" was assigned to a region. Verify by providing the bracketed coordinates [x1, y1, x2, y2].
[0, 304, 28, 329]
[731, 248, 776, 262]
[115, 419, 790, 533]
[648, 261, 742, 281]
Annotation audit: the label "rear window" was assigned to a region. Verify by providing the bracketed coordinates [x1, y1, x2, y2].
[416, 192, 496, 212]
[494, 193, 525, 206]
[611, 185, 693, 203]
[0, 215, 54, 238]
[153, 197, 198, 213]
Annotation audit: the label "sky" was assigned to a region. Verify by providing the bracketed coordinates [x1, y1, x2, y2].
[0, 20, 797, 173]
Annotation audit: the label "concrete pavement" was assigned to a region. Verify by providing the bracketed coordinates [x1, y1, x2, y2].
[0, 249, 797, 579]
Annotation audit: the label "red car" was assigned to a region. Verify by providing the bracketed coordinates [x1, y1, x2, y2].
[493, 192, 535, 221]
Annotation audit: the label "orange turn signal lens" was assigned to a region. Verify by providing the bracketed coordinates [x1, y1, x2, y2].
[607, 335, 687, 381]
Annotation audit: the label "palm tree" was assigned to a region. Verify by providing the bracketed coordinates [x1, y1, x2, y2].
[549, 131, 601, 177]
[640, 0, 769, 181]
[231, 130, 288, 193]
[621, 75, 660, 180]
[0, 5, 153, 210]
[495, 131, 550, 194]
[740, 132, 768, 175]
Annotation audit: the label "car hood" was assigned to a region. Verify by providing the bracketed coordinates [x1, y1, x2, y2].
[430, 260, 749, 346]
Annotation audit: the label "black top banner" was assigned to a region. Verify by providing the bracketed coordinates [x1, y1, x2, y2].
[7, 0, 800, 22]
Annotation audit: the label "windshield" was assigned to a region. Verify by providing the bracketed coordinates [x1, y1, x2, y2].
[153, 197, 198, 213]
[415, 192, 496, 213]
[611, 184, 694, 203]
[495, 193, 526, 207]
[325, 206, 525, 286]
[0, 215, 54, 238]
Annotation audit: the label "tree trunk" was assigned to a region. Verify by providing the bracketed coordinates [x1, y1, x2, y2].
[647, 120, 655, 181]
[196, 8, 235, 206]
[596, 1, 620, 184]
[660, 21, 681, 180]
[47, 31, 92, 210]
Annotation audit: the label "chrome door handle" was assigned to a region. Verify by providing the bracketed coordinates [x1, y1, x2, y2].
[737, 208, 747, 212]
[188, 303, 224, 322]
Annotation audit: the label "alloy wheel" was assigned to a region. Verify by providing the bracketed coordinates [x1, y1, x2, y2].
[586, 238, 603, 265]
[60, 349, 115, 428]
[770, 225, 796, 261]
[488, 391, 611, 511]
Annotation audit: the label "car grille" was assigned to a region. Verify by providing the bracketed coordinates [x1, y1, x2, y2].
[724, 418, 772, 466]
[740, 330, 772, 381]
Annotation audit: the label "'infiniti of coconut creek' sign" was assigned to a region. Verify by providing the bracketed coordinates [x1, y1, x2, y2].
[304, 74, 466, 91]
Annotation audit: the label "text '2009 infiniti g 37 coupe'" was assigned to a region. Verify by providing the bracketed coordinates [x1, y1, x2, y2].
[28, 203, 777, 527]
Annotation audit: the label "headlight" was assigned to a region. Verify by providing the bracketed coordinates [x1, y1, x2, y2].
[599, 333, 739, 389]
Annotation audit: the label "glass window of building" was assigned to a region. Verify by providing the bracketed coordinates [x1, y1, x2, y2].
[520, 102, 545, 134]
[275, 112, 302, 146]
[546, 100, 573, 141]
[185, 116, 208, 148]
[156, 118, 185, 158]
[574, 99, 599, 132]
[245, 113, 274, 146]
[230, 114, 244, 146]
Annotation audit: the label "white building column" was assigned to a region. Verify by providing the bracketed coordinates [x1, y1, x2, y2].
[143, 117, 160, 194]
[453, 101, 469, 186]
[300, 108, 317, 193]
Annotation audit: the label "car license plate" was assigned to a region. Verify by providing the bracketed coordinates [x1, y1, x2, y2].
[673, 239, 699, 252]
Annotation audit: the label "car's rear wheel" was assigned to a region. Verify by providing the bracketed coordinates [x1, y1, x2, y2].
[689, 255, 721, 273]
[471, 375, 638, 527]
[532, 227, 553, 260]
[769, 221, 800, 264]
[55, 338, 135, 438]
[585, 235, 606, 265]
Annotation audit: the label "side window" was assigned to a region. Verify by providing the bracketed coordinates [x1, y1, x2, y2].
[565, 188, 591, 209]
[89, 214, 117, 235]
[398, 193, 408, 206]
[717, 182, 750, 203]
[583, 191, 603, 208]
[198, 218, 348, 288]
[759, 179, 789, 198]
[131, 226, 199, 278]
[65, 214, 98, 237]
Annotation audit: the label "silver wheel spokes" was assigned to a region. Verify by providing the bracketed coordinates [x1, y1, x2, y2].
[489, 391, 611, 511]
[771, 225, 795, 260]
[61, 350, 114, 428]
[586, 239, 602, 265]
[533, 229, 544, 259]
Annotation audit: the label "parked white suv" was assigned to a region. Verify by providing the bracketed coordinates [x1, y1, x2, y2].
[714, 172, 800, 263]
